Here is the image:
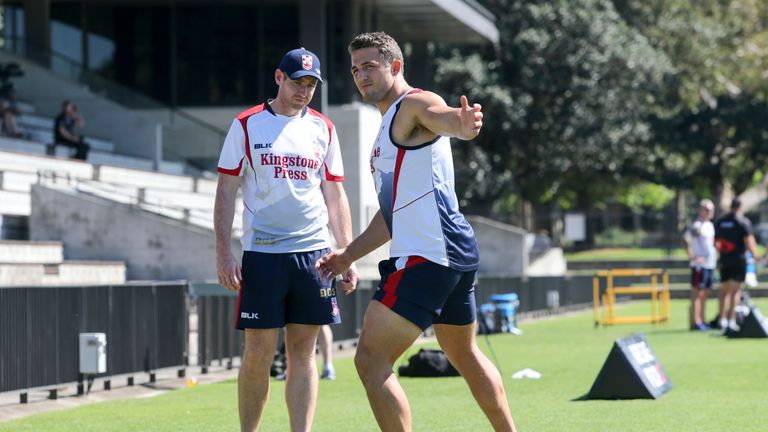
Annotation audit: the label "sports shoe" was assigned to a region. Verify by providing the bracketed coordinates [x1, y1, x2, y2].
[275, 372, 286, 381]
[696, 323, 710, 331]
[320, 365, 336, 381]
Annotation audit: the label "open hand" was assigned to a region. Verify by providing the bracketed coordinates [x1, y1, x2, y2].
[459, 95, 483, 139]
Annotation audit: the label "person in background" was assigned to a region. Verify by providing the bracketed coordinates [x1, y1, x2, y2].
[714, 198, 760, 335]
[317, 325, 336, 380]
[0, 98, 21, 138]
[54, 100, 89, 160]
[684, 199, 716, 331]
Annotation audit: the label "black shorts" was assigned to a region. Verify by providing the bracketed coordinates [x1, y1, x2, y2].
[719, 260, 746, 283]
[236, 249, 340, 329]
[373, 256, 477, 331]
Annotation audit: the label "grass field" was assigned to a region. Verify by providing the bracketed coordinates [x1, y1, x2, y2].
[565, 248, 688, 261]
[3, 299, 768, 431]
[565, 247, 766, 261]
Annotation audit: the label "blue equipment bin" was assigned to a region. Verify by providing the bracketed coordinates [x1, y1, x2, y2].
[489, 293, 519, 321]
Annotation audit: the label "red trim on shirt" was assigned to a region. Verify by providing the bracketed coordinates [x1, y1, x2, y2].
[324, 165, 344, 182]
[391, 148, 406, 208]
[407, 88, 423, 95]
[405, 256, 428, 267]
[236, 104, 266, 169]
[217, 158, 244, 176]
[307, 107, 334, 143]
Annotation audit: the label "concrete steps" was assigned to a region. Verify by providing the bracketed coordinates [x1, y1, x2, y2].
[0, 137, 186, 175]
[0, 189, 30, 216]
[17, 113, 116, 153]
[0, 240, 63, 263]
[0, 240, 125, 286]
[0, 261, 126, 286]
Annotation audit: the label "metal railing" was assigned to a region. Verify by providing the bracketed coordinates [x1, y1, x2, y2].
[0, 283, 187, 399]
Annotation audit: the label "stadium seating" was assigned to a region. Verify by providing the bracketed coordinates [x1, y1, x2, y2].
[0, 240, 125, 286]
[0, 119, 240, 284]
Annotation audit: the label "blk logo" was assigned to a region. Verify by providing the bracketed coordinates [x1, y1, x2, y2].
[254, 143, 272, 149]
[241, 312, 259, 319]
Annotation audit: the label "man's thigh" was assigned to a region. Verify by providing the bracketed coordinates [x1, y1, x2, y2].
[238, 251, 291, 329]
[373, 256, 475, 330]
[285, 248, 341, 326]
[239, 249, 341, 329]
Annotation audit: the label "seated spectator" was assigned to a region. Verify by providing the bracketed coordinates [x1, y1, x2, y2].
[54, 100, 89, 160]
[0, 98, 22, 138]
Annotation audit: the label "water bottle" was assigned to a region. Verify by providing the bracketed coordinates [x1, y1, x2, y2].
[745, 251, 758, 288]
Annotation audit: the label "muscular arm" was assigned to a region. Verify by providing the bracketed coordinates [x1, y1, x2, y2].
[214, 173, 242, 291]
[316, 210, 390, 280]
[397, 92, 483, 143]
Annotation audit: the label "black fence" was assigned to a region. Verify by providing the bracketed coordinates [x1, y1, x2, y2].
[0, 283, 187, 394]
[192, 274, 596, 370]
[0, 274, 637, 397]
[192, 279, 378, 368]
[476, 274, 595, 312]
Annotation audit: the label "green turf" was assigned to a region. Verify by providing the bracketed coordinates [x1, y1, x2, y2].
[565, 248, 688, 261]
[3, 299, 768, 431]
[566, 247, 766, 261]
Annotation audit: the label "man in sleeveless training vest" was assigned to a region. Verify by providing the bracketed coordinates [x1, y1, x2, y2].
[316, 32, 517, 432]
[215, 47, 358, 432]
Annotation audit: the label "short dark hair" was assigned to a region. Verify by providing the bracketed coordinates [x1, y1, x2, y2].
[731, 198, 742, 210]
[62, 100, 73, 110]
[348, 31, 403, 66]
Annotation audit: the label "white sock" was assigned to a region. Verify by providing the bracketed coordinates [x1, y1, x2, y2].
[720, 318, 729, 329]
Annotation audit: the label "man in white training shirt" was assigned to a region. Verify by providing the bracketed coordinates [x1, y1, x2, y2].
[684, 199, 716, 331]
[316, 32, 517, 432]
[214, 47, 358, 432]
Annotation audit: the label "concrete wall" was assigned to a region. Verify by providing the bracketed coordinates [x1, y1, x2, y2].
[30, 185, 240, 281]
[467, 215, 527, 277]
[0, 51, 159, 160]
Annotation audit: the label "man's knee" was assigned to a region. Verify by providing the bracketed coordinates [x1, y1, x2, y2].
[242, 344, 275, 370]
[354, 345, 377, 378]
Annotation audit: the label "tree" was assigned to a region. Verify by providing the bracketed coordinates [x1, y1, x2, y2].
[614, 0, 768, 209]
[434, 0, 673, 223]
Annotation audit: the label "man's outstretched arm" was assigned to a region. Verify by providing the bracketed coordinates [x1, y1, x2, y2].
[402, 93, 483, 141]
[316, 210, 390, 281]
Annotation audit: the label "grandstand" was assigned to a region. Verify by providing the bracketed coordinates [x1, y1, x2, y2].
[0, 145, 244, 284]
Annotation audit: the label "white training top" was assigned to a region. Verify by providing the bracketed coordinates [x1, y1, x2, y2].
[687, 219, 717, 269]
[369, 90, 479, 271]
[217, 103, 344, 253]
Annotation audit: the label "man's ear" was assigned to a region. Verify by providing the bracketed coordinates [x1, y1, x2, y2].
[275, 69, 284, 86]
[391, 59, 403, 77]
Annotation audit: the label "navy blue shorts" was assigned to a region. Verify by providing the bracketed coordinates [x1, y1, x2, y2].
[372, 256, 477, 331]
[690, 268, 714, 289]
[236, 249, 340, 329]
